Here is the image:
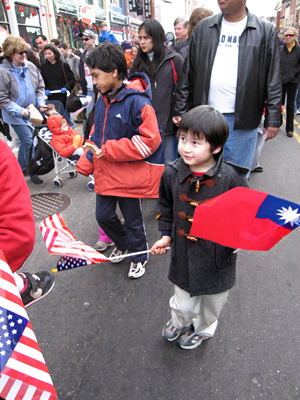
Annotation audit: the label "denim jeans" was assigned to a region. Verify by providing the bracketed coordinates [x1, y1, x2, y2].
[223, 113, 258, 178]
[10, 123, 34, 172]
[164, 134, 178, 165]
[87, 89, 95, 116]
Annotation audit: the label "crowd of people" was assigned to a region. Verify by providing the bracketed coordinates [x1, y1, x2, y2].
[0, 0, 298, 352]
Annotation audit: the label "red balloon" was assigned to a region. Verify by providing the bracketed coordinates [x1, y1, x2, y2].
[19, 7, 24, 12]
[59, 17, 63, 22]
[5, 5, 10, 10]
[82, 23, 85, 27]
[31, 11, 35, 16]
[42, 13, 45, 17]
[67, 19, 71, 23]
[49, 13, 52, 17]
[75, 21, 78, 25]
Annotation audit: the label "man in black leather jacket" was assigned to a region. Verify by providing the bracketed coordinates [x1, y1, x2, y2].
[173, 0, 282, 176]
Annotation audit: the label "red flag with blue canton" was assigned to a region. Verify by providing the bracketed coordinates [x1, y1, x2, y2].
[0, 250, 57, 400]
[190, 187, 300, 251]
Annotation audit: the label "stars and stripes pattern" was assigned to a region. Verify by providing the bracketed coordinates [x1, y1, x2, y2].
[0, 250, 57, 400]
[39, 213, 108, 264]
[56, 255, 90, 271]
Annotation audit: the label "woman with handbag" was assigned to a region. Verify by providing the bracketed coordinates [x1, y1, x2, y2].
[41, 44, 75, 127]
[0, 36, 47, 184]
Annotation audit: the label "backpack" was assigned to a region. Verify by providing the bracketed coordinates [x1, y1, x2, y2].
[26, 126, 54, 175]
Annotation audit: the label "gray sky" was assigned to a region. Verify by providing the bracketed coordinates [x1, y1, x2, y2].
[199, 0, 279, 18]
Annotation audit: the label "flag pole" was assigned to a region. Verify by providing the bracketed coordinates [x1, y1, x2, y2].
[109, 247, 171, 262]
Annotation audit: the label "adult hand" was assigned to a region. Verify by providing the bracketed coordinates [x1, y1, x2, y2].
[263, 127, 279, 141]
[21, 108, 30, 117]
[173, 116, 182, 127]
[40, 105, 48, 112]
[150, 236, 171, 255]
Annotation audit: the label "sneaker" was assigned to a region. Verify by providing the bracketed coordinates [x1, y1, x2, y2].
[30, 176, 43, 184]
[296, 109, 300, 115]
[128, 260, 147, 279]
[94, 240, 115, 252]
[177, 326, 210, 350]
[19, 271, 55, 308]
[287, 131, 293, 137]
[162, 319, 183, 341]
[110, 248, 128, 263]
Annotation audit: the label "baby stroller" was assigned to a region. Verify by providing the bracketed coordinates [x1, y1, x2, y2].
[27, 100, 94, 190]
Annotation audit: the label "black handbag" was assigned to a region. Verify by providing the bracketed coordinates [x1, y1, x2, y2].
[67, 93, 82, 113]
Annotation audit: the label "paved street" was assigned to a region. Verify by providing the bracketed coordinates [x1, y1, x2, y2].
[4, 118, 300, 400]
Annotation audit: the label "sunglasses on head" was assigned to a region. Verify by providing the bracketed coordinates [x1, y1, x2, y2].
[15, 51, 26, 55]
[82, 38, 91, 41]
[285, 34, 295, 37]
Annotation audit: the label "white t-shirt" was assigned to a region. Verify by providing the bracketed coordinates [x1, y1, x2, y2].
[84, 61, 93, 91]
[208, 16, 247, 113]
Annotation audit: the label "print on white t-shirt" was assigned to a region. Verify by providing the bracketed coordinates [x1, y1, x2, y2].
[208, 16, 247, 113]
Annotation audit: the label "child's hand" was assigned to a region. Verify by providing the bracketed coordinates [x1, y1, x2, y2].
[150, 236, 171, 255]
[73, 135, 82, 148]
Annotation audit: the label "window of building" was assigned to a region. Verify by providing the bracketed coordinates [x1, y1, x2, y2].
[15, 4, 41, 47]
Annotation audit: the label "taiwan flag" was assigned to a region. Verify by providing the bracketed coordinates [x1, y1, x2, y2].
[190, 187, 300, 251]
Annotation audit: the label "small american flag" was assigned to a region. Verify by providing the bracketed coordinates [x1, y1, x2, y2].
[0, 250, 57, 400]
[39, 213, 108, 264]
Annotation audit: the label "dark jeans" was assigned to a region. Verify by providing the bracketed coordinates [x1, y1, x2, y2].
[282, 82, 298, 133]
[95, 195, 148, 263]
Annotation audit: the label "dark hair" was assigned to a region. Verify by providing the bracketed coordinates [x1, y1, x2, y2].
[50, 38, 61, 46]
[178, 106, 229, 156]
[36, 34, 47, 42]
[58, 43, 68, 50]
[86, 42, 127, 80]
[25, 49, 41, 69]
[130, 19, 166, 75]
[44, 44, 61, 60]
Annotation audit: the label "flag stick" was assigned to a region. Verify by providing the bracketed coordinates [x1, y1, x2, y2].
[109, 247, 171, 262]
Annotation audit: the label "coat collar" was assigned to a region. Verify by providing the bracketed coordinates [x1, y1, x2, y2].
[209, 7, 257, 31]
[170, 151, 225, 184]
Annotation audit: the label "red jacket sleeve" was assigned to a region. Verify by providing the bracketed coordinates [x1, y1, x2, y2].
[0, 141, 35, 272]
[102, 104, 162, 162]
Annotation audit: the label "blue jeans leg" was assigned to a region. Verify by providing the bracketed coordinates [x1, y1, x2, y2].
[223, 113, 258, 178]
[86, 90, 95, 116]
[11, 124, 33, 172]
[164, 134, 178, 165]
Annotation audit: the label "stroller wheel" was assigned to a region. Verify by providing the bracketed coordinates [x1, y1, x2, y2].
[69, 170, 78, 178]
[87, 181, 94, 191]
[53, 177, 63, 188]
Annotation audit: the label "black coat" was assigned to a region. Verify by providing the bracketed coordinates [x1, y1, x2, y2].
[280, 42, 300, 84]
[130, 47, 184, 136]
[158, 154, 249, 296]
[174, 9, 282, 131]
[41, 59, 75, 108]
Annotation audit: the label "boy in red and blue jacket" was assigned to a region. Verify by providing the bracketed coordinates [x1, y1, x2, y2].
[86, 42, 164, 279]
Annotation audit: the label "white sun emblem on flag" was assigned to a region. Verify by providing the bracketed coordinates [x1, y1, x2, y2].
[277, 206, 300, 226]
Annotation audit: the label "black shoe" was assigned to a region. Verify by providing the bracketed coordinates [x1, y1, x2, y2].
[19, 271, 55, 308]
[251, 166, 263, 173]
[30, 176, 43, 184]
[287, 132, 293, 137]
[23, 170, 29, 177]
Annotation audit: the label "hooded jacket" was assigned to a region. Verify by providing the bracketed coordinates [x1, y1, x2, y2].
[130, 47, 184, 136]
[174, 9, 282, 131]
[47, 114, 83, 157]
[91, 72, 165, 198]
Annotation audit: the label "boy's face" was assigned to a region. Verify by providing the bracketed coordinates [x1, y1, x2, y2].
[60, 119, 68, 132]
[178, 130, 221, 172]
[89, 67, 121, 94]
